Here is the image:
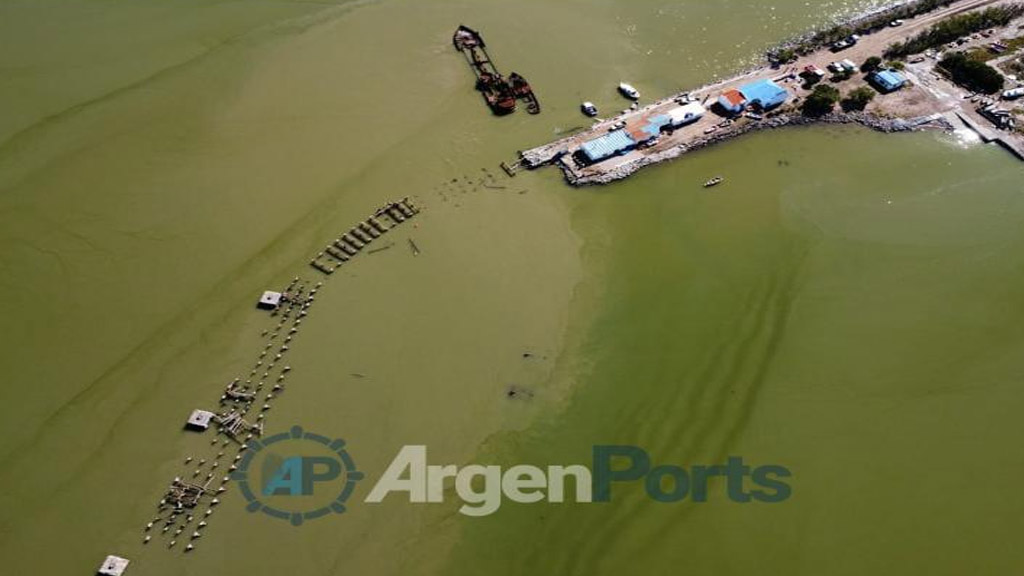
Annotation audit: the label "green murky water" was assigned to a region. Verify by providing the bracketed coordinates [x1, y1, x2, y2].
[1, 0, 1023, 574]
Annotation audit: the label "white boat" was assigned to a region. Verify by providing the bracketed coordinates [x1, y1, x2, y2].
[581, 101, 598, 116]
[618, 82, 640, 100]
[703, 176, 724, 188]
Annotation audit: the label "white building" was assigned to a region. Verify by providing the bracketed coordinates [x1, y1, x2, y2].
[257, 291, 283, 310]
[98, 555, 130, 576]
[666, 102, 705, 127]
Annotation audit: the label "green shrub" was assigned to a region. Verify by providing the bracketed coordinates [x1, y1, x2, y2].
[842, 86, 876, 111]
[939, 52, 1005, 93]
[803, 84, 841, 116]
[861, 56, 883, 72]
[885, 4, 1024, 58]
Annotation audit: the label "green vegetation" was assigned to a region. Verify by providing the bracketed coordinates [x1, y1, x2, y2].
[939, 52, 1006, 93]
[779, 0, 957, 57]
[810, 0, 956, 49]
[831, 69, 854, 82]
[773, 47, 798, 64]
[861, 56, 883, 72]
[971, 35, 1024, 62]
[1006, 56, 1024, 78]
[887, 60, 906, 71]
[802, 84, 841, 116]
[885, 4, 1024, 58]
[842, 86, 876, 111]
[967, 48, 995, 62]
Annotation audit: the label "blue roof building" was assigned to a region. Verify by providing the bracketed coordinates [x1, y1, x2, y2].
[870, 69, 906, 93]
[738, 79, 789, 110]
[647, 114, 672, 129]
[580, 130, 636, 163]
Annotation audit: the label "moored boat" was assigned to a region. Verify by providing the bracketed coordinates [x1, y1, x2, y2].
[618, 82, 640, 100]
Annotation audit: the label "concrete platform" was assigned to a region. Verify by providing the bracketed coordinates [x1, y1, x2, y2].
[97, 555, 129, 576]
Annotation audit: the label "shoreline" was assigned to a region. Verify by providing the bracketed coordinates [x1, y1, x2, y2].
[518, 0, 1024, 186]
[562, 112, 953, 186]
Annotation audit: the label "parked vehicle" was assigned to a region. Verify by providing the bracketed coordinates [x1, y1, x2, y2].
[803, 65, 826, 78]
[1003, 87, 1024, 100]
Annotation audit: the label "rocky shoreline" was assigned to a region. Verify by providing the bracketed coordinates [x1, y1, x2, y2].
[561, 112, 954, 186]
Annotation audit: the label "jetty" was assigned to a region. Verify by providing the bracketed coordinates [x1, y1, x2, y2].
[453, 25, 540, 115]
[519, 0, 1024, 185]
[309, 198, 421, 274]
[136, 275, 323, 554]
[130, 188, 422, 561]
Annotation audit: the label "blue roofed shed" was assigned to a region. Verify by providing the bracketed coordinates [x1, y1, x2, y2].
[871, 69, 906, 92]
[739, 79, 789, 109]
[580, 130, 636, 163]
[647, 114, 671, 129]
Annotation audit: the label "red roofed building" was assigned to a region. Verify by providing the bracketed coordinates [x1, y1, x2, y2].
[717, 89, 747, 114]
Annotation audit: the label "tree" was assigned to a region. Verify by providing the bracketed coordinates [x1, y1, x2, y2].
[861, 56, 883, 72]
[803, 85, 841, 116]
[884, 4, 1024, 58]
[939, 52, 1005, 93]
[776, 48, 797, 64]
[842, 86, 876, 111]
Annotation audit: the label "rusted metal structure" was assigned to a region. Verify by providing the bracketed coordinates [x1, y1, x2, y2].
[509, 72, 541, 114]
[452, 25, 539, 116]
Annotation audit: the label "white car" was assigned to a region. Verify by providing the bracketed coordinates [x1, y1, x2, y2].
[618, 82, 640, 100]
[890, 19, 904, 27]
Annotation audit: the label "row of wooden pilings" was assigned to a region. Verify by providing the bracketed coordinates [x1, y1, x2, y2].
[310, 198, 420, 274]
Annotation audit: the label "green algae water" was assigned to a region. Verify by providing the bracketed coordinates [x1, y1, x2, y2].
[2, 0, 1023, 574]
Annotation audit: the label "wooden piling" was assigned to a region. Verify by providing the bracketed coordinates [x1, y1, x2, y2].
[359, 222, 380, 238]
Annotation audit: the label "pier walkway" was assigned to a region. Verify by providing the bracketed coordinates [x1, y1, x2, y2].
[519, 0, 1019, 185]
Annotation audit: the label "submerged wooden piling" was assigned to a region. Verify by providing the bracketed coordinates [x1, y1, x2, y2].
[326, 246, 349, 261]
[351, 228, 372, 243]
[309, 199, 420, 274]
[360, 222, 380, 239]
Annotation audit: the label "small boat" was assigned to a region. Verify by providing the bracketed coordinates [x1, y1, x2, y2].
[618, 82, 640, 100]
[581, 101, 598, 117]
[703, 176, 724, 188]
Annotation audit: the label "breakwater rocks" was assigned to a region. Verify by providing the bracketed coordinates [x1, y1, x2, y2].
[561, 112, 952, 186]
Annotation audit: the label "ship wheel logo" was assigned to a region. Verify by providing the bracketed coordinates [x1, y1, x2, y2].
[231, 425, 363, 526]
